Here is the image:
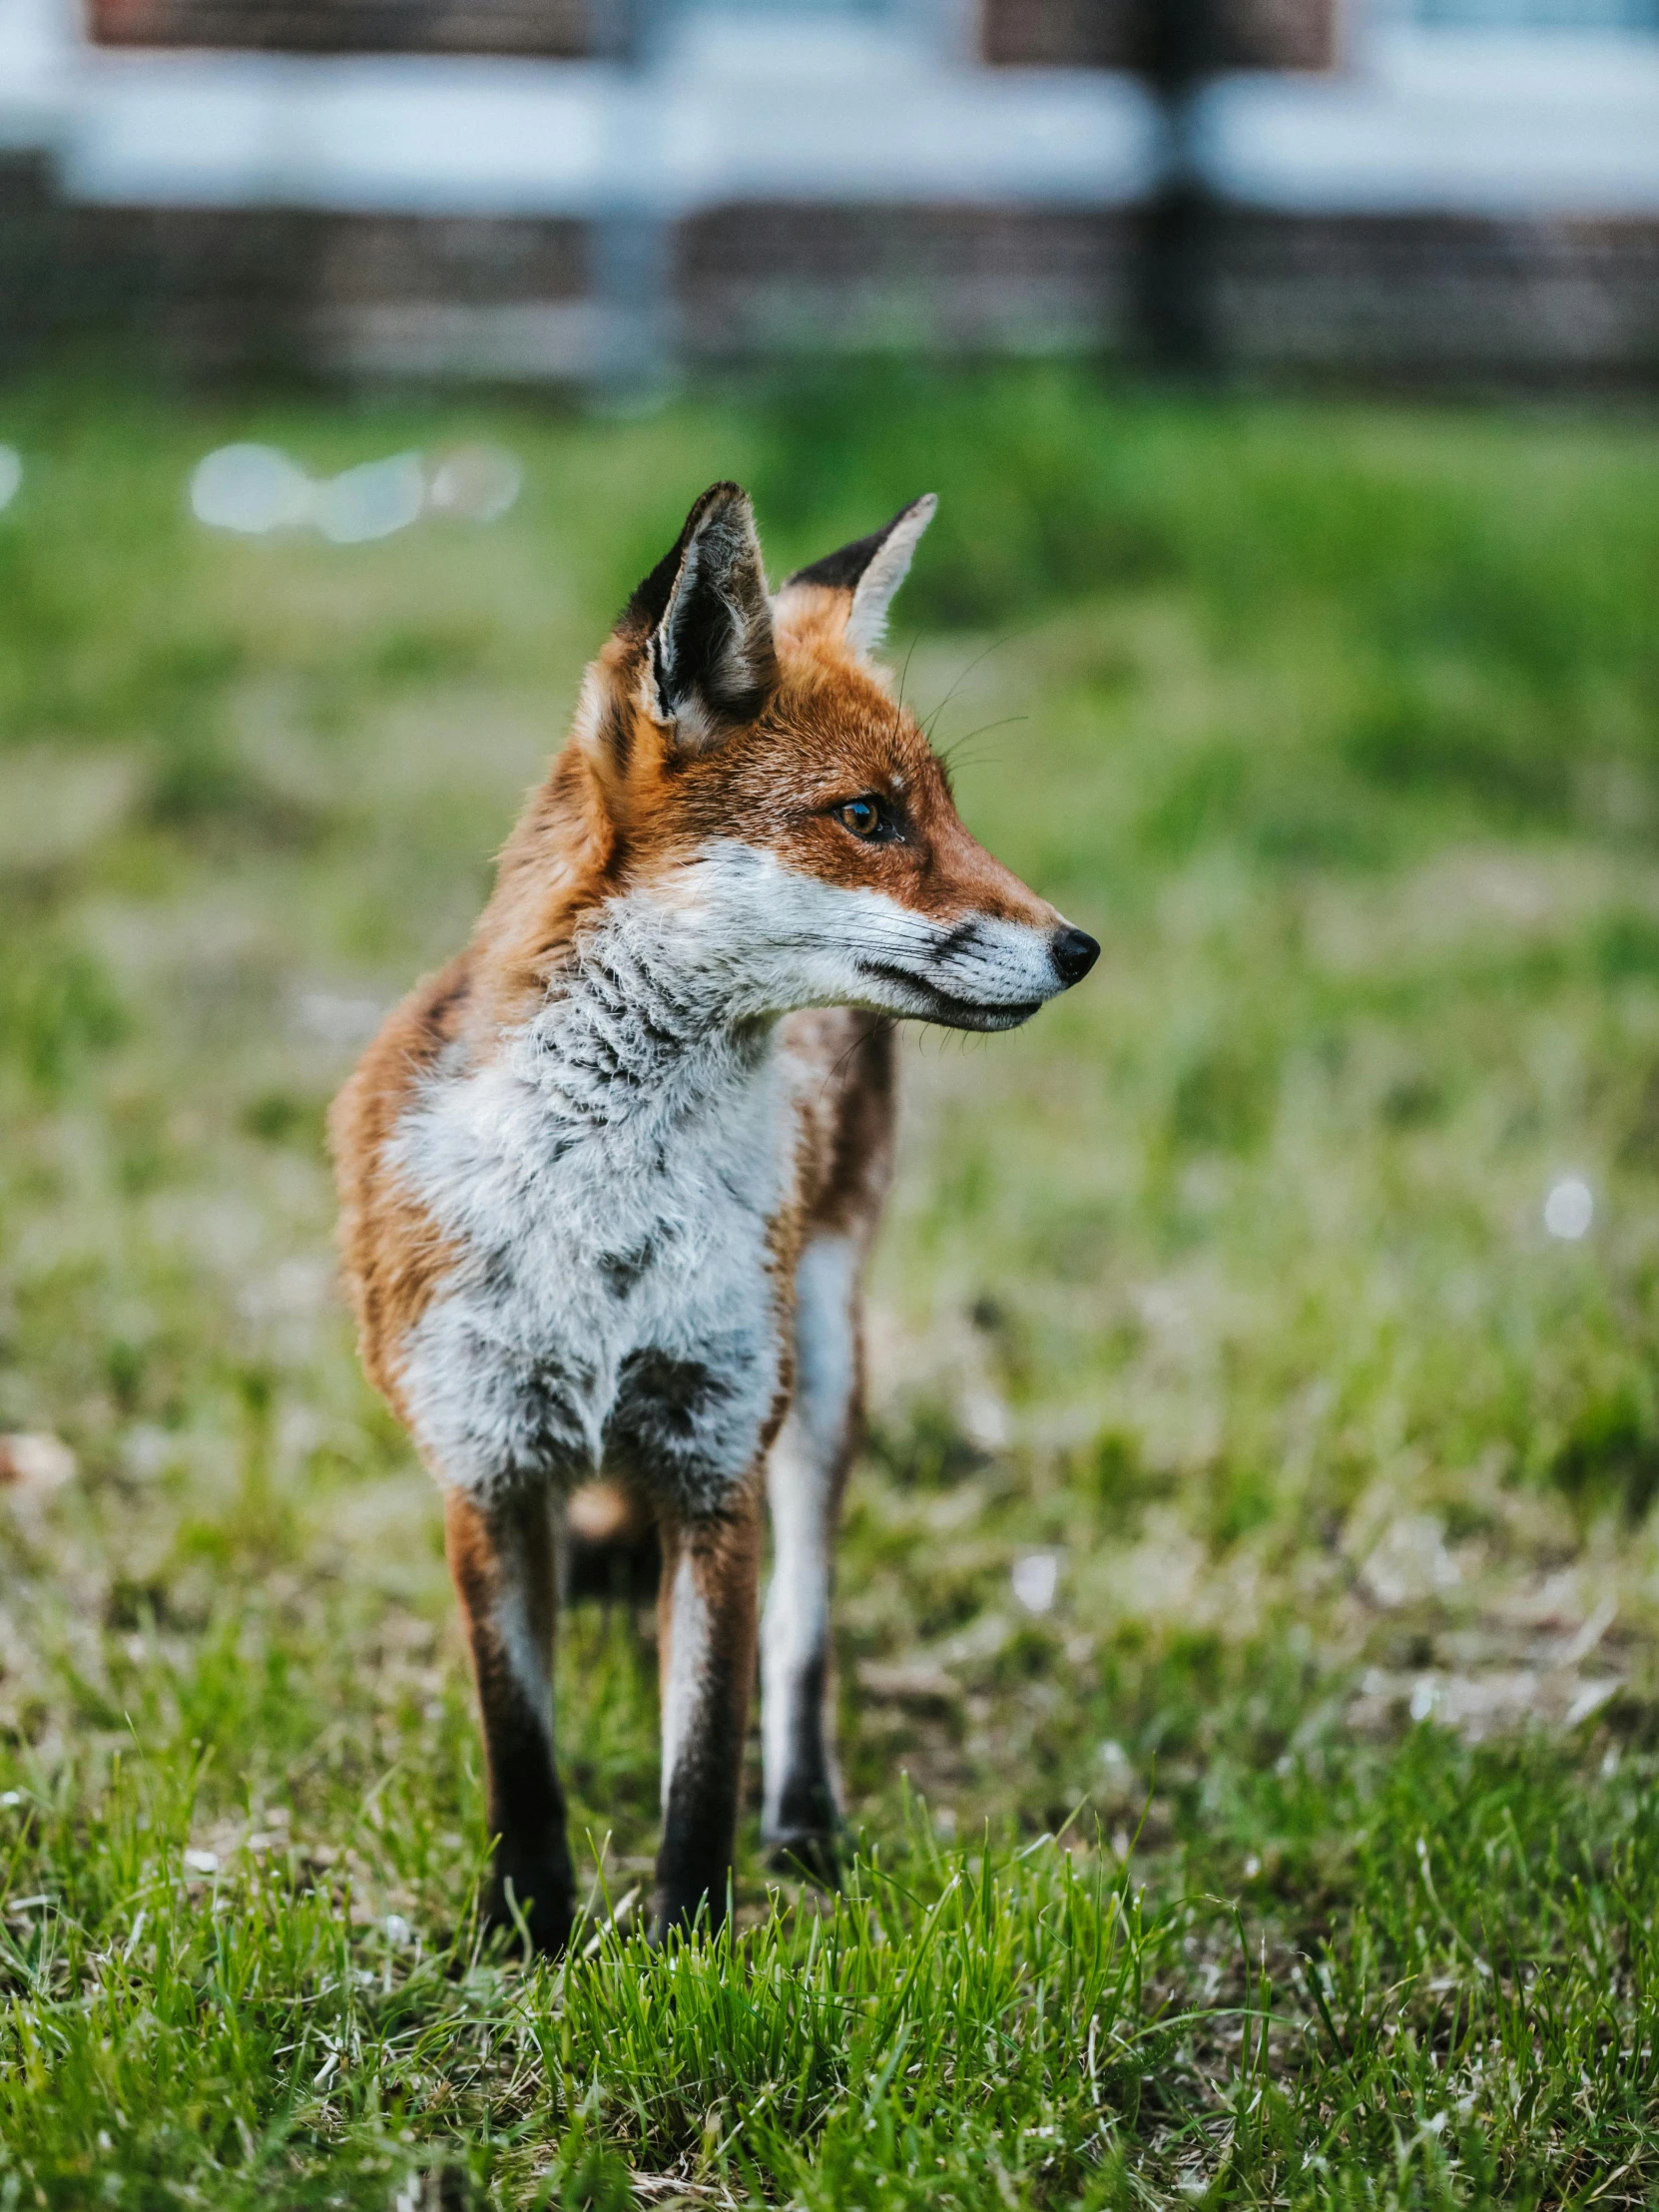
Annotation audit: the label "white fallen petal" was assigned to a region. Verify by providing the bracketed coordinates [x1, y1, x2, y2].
[1011, 1552, 1059, 1614]
[0, 1433, 76, 1493]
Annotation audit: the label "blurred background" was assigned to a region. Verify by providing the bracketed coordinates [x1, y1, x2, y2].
[4, 5, 1659, 2182]
[2, 0, 1658, 385]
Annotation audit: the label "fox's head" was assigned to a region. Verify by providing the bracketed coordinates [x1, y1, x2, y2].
[546, 480, 1098, 1033]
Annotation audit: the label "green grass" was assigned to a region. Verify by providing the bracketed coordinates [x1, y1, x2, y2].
[4, 363, 1659, 2206]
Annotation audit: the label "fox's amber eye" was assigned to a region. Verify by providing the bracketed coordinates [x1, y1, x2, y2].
[835, 796, 885, 840]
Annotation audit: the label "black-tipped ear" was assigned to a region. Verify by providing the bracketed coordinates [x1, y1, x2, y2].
[780, 493, 937, 656]
[622, 483, 777, 748]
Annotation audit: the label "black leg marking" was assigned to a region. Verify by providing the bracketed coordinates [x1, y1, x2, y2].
[445, 1485, 576, 1956]
[654, 1488, 762, 1939]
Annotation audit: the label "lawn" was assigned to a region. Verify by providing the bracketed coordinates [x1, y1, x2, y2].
[3, 365, 1659, 2208]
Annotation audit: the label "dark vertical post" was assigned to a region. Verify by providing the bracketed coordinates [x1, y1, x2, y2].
[1136, 0, 1217, 372]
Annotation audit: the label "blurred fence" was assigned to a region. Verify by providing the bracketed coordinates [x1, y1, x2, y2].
[1, 0, 1658, 386]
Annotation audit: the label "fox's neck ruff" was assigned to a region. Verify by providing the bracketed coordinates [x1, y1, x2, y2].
[499, 894, 776, 1146]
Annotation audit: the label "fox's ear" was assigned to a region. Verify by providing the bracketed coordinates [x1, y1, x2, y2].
[775, 493, 937, 658]
[620, 482, 777, 751]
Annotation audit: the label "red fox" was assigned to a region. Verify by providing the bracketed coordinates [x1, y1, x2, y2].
[330, 484, 1098, 1948]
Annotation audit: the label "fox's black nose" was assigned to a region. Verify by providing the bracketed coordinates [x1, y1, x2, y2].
[1050, 926, 1100, 987]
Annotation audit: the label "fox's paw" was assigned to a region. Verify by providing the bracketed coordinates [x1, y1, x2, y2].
[482, 1865, 576, 1958]
[764, 1827, 843, 1888]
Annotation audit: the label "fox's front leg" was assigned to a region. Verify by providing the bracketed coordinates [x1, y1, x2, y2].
[444, 1484, 576, 1954]
[761, 1231, 862, 1876]
[654, 1477, 764, 1938]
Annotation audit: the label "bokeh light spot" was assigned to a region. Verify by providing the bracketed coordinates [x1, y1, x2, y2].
[1543, 1176, 1594, 1241]
[313, 454, 426, 546]
[426, 442, 522, 522]
[191, 444, 311, 534]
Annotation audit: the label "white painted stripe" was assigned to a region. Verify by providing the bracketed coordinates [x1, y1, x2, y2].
[1200, 26, 1659, 217]
[8, 0, 1659, 223]
[4, 0, 1157, 214]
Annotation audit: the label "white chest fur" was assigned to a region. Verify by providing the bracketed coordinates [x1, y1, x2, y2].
[388, 919, 797, 1510]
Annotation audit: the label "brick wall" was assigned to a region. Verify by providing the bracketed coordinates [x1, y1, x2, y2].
[1210, 211, 1659, 382]
[7, 179, 1658, 388]
[979, 0, 1338, 72]
[0, 186, 589, 378]
[85, 0, 1332, 67]
[87, 0, 588, 55]
[678, 204, 1137, 360]
[680, 204, 1659, 383]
